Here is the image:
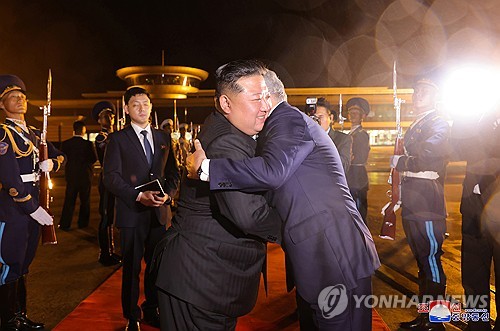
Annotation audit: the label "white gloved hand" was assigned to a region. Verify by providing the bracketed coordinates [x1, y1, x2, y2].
[390, 155, 403, 169]
[30, 207, 53, 226]
[39, 159, 54, 172]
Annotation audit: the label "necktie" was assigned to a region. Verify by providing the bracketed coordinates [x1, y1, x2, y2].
[140, 130, 153, 166]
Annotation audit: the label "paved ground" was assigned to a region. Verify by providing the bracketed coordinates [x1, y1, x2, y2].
[24, 147, 495, 330]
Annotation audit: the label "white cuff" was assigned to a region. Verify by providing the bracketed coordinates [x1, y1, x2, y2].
[473, 184, 481, 195]
[200, 159, 210, 182]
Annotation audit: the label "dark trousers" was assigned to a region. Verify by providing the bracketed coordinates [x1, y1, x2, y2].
[119, 212, 166, 322]
[462, 194, 500, 331]
[98, 178, 116, 255]
[402, 218, 447, 289]
[59, 179, 91, 229]
[158, 289, 237, 331]
[296, 276, 372, 331]
[0, 216, 39, 284]
[350, 188, 368, 223]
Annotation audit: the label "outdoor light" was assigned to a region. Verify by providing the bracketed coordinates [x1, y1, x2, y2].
[441, 65, 500, 119]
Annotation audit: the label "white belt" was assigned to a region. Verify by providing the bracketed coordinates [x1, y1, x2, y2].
[403, 171, 439, 180]
[20, 173, 38, 183]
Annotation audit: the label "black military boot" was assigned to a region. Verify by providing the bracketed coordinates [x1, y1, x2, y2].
[400, 313, 425, 329]
[400, 274, 427, 330]
[415, 314, 445, 331]
[98, 226, 121, 266]
[0, 281, 22, 331]
[16, 276, 44, 330]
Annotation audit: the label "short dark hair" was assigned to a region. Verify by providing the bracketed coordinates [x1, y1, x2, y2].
[124, 87, 150, 105]
[73, 120, 85, 134]
[215, 59, 267, 100]
[316, 97, 339, 121]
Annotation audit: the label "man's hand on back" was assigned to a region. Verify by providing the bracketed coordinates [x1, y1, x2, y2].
[186, 139, 207, 179]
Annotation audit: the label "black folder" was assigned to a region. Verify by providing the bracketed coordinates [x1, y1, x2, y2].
[134, 179, 165, 197]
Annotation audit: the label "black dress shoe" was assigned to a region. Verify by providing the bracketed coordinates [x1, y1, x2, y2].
[125, 320, 140, 331]
[142, 308, 160, 328]
[98, 254, 122, 266]
[16, 313, 45, 330]
[400, 314, 424, 329]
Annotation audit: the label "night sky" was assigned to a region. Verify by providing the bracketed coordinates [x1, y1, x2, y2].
[2, 0, 500, 100]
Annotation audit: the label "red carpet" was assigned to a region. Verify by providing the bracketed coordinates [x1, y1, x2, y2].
[54, 244, 390, 331]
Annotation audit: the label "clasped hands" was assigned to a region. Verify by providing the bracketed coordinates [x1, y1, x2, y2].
[139, 191, 169, 207]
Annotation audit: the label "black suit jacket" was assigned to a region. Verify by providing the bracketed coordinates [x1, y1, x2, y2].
[328, 128, 352, 172]
[60, 136, 97, 183]
[155, 111, 280, 317]
[103, 125, 180, 227]
[209, 102, 380, 303]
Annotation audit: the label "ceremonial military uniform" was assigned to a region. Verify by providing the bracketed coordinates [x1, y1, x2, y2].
[346, 97, 371, 223]
[395, 75, 450, 331]
[92, 101, 121, 266]
[0, 75, 64, 330]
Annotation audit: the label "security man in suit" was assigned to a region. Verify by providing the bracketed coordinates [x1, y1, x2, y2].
[103, 87, 180, 331]
[189, 66, 380, 330]
[391, 74, 450, 331]
[0, 75, 64, 330]
[346, 97, 371, 223]
[452, 107, 500, 331]
[58, 120, 97, 230]
[93, 101, 122, 266]
[315, 97, 353, 172]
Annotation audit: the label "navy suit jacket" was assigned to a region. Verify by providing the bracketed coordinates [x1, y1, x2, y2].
[103, 125, 180, 227]
[209, 101, 380, 303]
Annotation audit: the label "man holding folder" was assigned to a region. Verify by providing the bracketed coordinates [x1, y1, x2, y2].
[103, 87, 180, 331]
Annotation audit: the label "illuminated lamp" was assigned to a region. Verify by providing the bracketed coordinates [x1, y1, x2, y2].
[116, 65, 209, 99]
[441, 65, 500, 119]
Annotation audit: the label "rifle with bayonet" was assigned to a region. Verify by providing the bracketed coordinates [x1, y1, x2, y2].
[380, 61, 405, 240]
[39, 69, 57, 245]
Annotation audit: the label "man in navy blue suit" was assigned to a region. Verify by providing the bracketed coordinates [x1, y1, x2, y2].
[103, 87, 180, 331]
[188, 65, 380, 331]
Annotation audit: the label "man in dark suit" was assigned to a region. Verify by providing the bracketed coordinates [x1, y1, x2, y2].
[189, 67, 380, 330]
[315, 97, 352, 172]
[103, 87, 180, 331]
[154, 59, 281, 331]
[390, 75, 450, 331]
[452, 107, 500, 331]
[346, 97, 371, 224]
[58, 120, 97, 230]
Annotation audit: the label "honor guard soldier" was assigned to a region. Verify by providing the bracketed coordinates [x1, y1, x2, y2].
[0, 75, 64, 330]
[92, 101, 122, 266]
[346, 97, 371, 223]
[391, 74, 450, 331]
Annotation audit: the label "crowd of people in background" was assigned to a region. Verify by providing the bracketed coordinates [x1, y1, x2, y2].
[0, 59, 499, 331]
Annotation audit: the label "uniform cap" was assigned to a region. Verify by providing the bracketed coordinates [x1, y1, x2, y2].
[346, 97, 370, 115]
[160, 119, 173, 129]
[92, 101, 116, 122]
[0, 75, 26, 99]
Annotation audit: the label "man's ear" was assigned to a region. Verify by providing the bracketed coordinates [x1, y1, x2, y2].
[124, 104, 130, 115]
[218, 95, 231, 115]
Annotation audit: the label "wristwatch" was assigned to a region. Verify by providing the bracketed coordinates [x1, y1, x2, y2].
[197, 166, 203, 178]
